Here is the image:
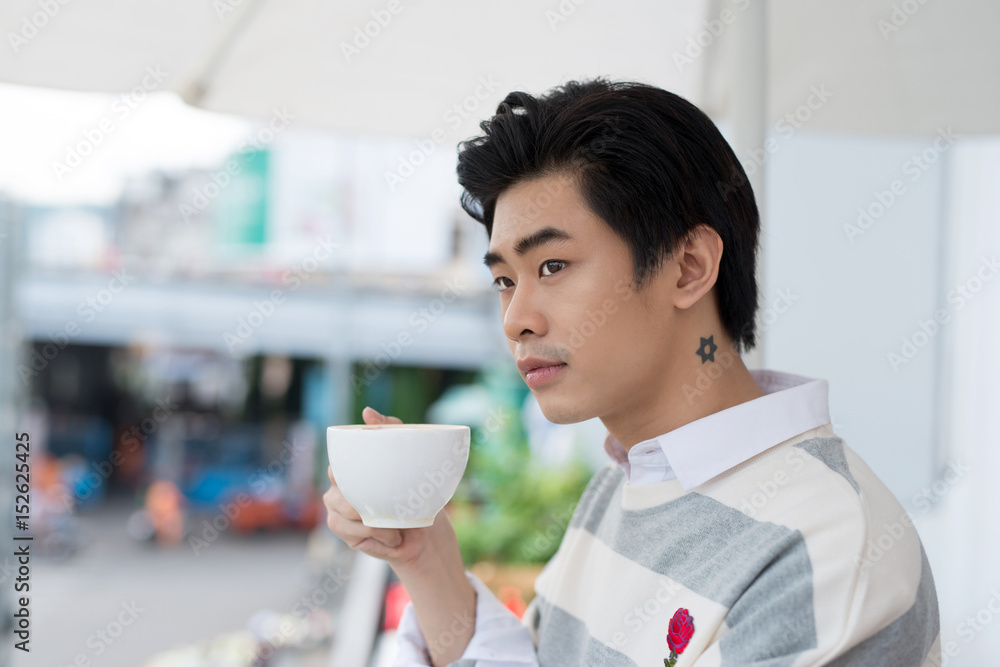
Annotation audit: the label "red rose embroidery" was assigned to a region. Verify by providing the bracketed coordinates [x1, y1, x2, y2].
[664, 608, 694, 666]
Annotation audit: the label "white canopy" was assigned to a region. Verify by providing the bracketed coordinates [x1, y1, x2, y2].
[1, 0, 997, 139]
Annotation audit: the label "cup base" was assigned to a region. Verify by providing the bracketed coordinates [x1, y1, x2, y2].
[361, 516, 434, 528]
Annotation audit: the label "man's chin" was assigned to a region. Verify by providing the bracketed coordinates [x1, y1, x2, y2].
[535, 397, 590, 425]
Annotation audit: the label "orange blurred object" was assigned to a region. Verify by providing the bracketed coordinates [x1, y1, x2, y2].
[498, 586, 527, 619]
[230, 496, 285, 532]
[227, 492, 321, 533]
[145, 479, 184, 546]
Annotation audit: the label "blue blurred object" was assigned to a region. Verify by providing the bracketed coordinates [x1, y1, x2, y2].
[61, 457, 105, 507]
[48, 413, 113, 464]
[182, 465, 256, 511]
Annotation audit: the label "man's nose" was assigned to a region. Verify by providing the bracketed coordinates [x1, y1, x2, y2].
[502, 282, 548, 340]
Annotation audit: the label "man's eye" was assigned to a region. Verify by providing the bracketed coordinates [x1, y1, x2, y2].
[541, 260, 566, 276]
[492, 277, 513, 292]
[492, 261, 566, 293]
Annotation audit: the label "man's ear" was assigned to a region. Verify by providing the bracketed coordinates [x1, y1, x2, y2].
[673, 224, 722, 310]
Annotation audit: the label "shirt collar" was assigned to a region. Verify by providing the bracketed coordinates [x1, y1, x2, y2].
[603, 369, 831, 491]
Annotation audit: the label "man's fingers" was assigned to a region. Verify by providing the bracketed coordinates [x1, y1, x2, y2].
[322, 484, 361, 522]
[362, 406, 404, 425]
[326, 410, 405, 558]
[327, 512, 402, 551]
[374, 527, 403, 548]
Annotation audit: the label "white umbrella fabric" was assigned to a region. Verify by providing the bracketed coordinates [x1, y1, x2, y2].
[1, 0, 997, 138]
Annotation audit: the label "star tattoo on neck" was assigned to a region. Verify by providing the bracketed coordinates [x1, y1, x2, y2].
[696, 335, 718, 363]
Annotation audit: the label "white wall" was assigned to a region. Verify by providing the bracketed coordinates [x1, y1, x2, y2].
[765, 129, 1000, 664]
[764, 128, 947, 503]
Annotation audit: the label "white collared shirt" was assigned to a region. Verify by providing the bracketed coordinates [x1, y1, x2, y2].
[393, 368, 834, 666]
[603, 368, 832, 490]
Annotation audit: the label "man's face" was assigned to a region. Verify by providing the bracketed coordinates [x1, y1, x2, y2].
[486, 172, 680, 425]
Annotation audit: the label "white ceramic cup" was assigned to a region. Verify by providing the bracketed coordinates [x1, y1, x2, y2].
[326, 423, 470, 528]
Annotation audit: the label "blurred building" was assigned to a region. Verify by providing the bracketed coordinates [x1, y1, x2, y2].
[11, 126, 507, 523]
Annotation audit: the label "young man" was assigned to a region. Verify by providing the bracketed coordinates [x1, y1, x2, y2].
[324, 78, 941, 666]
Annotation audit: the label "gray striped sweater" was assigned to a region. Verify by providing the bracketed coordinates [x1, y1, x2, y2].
[516, 423, 941, 665]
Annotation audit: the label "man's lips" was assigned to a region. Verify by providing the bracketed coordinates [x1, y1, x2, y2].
[520, 362, 568, 388]
[516, 356, 566, 374]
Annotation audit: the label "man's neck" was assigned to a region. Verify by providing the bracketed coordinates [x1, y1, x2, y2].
[601, 354, 766, 454]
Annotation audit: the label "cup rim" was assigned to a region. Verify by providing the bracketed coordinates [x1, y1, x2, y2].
[327, 423, 469, 431]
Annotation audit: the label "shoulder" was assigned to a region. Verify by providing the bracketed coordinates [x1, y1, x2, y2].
[697, 433, 872, 539]
[699, 432, 926, 575]
[696, 432, 939, 663]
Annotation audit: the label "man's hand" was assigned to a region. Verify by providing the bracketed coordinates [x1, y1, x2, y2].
[323, 406, 477, 666]
[322, 406, 458, 572]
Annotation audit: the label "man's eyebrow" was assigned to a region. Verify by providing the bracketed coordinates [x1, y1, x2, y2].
[483, 226, 574, 268]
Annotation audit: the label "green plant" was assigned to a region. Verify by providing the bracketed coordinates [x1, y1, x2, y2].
[452, 423, 594, 565]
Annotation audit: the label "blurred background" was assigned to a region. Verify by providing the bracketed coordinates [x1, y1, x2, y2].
[0, 1, 997, 665]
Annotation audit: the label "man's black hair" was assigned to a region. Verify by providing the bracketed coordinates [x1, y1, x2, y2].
[455, 77, 761, 353]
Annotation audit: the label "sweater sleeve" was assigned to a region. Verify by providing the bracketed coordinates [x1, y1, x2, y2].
[687, 529, 941, 666]
[392, 570, 539, 667]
